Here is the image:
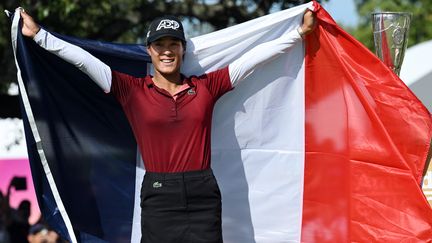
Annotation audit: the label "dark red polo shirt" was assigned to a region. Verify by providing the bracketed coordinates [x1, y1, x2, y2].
[111, 67, 233, 172]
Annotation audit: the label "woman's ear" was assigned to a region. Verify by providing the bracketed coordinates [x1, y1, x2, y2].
[146, 45, 152, 56]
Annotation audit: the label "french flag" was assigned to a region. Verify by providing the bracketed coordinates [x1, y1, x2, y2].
[10, 1, 432, 242]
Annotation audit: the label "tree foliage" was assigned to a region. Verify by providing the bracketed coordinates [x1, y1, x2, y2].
[351, 0, 432, 51]
[0, 0, 326, 93]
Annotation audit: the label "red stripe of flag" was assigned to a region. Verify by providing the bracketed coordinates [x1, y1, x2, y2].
[302, 3, 432, 242]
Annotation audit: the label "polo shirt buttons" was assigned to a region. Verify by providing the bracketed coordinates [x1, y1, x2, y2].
[170, 104, 177, 119]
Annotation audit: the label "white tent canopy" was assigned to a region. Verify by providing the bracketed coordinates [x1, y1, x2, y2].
[0, 118, 27, 159]
[400, 40, 432, 112]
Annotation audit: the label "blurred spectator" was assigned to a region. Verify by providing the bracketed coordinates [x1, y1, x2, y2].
[27, 223, 61, 243]
[2, 177, 31, 242]
[7, 199, 31, 243]
[2, 177, 66, 243]
[0, 191, 11, 242]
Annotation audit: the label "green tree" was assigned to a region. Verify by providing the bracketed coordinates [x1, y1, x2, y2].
[0, 0, 326, 95]
[351, 0, 432, 51]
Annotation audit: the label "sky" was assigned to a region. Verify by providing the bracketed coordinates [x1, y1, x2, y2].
[322, 0, 359, 27]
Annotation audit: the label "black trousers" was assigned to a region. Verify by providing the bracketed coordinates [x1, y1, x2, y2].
[140, 169, 223, 243]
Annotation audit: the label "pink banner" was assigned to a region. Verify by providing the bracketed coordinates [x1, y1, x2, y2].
[0, 158, 41, 224]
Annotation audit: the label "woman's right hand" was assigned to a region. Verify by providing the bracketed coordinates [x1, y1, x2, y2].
[20, 9, 40, 38]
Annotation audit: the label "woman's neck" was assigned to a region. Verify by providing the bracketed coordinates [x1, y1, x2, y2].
[152, 71, 183, 95]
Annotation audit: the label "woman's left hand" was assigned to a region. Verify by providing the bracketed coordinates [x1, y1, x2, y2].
[300, 10, 317, 37]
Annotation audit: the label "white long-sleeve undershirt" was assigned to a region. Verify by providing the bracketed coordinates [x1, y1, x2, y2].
[33, 27, 302, 92]
[33, 29, 112, 93]
[228, 29, 302, 86]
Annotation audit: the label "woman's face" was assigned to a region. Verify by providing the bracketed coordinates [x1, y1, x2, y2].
[147, 36, 184, 77]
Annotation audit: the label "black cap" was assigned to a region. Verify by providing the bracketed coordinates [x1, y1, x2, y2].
[146, 16, 185, 45]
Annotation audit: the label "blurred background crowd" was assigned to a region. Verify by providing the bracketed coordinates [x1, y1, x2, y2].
[0, 176, 65, 243]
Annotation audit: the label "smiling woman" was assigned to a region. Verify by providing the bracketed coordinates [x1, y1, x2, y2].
[19, 6, 317, 243]
[147, 37, 185, 94]
[145, 16, 188, 96]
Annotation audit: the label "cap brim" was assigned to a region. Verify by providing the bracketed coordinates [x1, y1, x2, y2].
[146, 32, 185, 45]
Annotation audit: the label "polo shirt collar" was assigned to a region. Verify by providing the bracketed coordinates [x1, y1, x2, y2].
[144, 74, 195, 88]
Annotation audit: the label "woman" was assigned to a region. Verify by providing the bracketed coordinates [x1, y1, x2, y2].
[20, 9, 316, 243]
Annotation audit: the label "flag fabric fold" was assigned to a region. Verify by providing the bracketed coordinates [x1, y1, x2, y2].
[302, 3, 432, 242]
[11, 1, 432, 242]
